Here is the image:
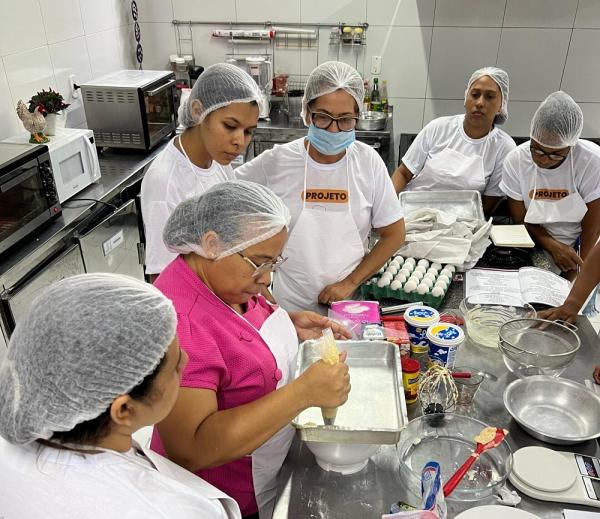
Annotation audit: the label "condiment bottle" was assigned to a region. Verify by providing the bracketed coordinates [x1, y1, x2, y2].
[401, 357, 420, 405]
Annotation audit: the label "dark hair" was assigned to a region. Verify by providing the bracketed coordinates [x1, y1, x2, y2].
[48, 353, 167, 446]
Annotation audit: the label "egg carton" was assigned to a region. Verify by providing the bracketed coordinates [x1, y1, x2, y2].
[360, 283, 447, 309]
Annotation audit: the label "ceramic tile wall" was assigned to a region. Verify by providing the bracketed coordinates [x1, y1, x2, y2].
[0, 0, 135, 140]
[135, 0, 600, 166]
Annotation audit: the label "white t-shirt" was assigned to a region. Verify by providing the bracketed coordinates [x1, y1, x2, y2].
[235, 138, 403, 248]
[0, 438, 240, 519]
[500, 139, 600, 245]
[141, 137, 233, 274]
[402, 114, 516, 196]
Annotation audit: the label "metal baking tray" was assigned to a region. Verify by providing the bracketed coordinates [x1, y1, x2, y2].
[292, 340, 408, 444]
[399, 190, 485, 221]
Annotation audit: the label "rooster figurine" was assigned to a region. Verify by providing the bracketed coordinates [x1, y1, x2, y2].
[16, 100, 48, 143]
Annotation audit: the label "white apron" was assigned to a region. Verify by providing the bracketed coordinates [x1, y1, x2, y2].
[220, 299, 298, 518]
[406, 128, 489, 193]
[273, 143, 366, 314]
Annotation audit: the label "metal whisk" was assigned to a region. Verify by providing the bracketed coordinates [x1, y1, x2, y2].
[418, 365, 458, 421]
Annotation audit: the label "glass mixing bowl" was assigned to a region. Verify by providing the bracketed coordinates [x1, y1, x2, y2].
[460, 294, 536, 348]
[397, 413, 512, 502]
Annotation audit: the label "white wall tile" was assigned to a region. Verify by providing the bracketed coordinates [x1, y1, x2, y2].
[434, 0, 506, 27]
[0, 0, 46, 56]
[501, 100, 538, 137]
[575, 0, 600, 29]
[237, 0, 300, 23]
[48, 37, 92, 102]
[190, 26, 232, 68]
[422, 98, 464, 124]
[301, 0, 367, 24]
[366, 0, 435, 27]
[138, 23, 177, 70]
[390, 97, 425, 164]
[504, 0, 577, 29]
[367, 26, 432, 98]
[39, 0, 84, 44]
[136, 0, 174, 23]
[272, 47, 302, 76]
[3, 46, 56, 106]
[80, 0, 129, 35]
[172, 0, 236, 21]
[86, 26, 135, 78]
[497, 28, 571, 102]
[0, 62, 22, 140]
[562, 29, 600, 103]
[301, 45, 319, 76]
[427, 27, 501, 99]
[579, 103, 600, 137]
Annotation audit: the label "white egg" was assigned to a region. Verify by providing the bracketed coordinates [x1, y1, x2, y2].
[431, 262, 442, 271]
[417, 259, 429, 268]
[395, 255, 405, 265]
[405, 257, 416, 266]
[386, 265, 398, 276]
[445, 264, 456, 274]
[414, 265, 427, 274]
[378, 267, 385, 274]
[404, 263, 415, 273]
[434, 279, 448, 290]
[377, 277, 391, 287]
[404, 280, 417, 293]
[412, 270, 424, 281]
[395, 273, 407, 284]
[417, 283, 430, 294]
[440, 269, 452, 279]
[407, 276, 420, 286]
[426, 267, 438, 276]
[389, 259, 400, 269]
[421, 277, 433, 288]
[399, 268, 411, 278]
[431, 286, 444, 297]
[424, 272, 436, 282]
[390, 280, 403, 291]
[437, 274, 450, 285]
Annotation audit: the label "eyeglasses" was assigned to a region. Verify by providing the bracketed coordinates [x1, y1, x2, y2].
[310, 110, 358, 132]
[530, 145, 569, 162]
[237, 252, 287, 277]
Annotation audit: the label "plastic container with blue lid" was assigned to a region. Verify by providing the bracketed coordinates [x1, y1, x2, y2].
[426, 323, 465, 369]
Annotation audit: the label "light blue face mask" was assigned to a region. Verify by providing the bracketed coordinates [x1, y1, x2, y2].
[306, 124, 355, 156]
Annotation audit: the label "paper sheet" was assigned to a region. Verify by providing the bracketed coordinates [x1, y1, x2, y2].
[518, 267, 570, 307]
[563, 510, 600, 519]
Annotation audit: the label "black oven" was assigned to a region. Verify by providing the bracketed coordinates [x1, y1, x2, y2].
[0, 143, 61, 257]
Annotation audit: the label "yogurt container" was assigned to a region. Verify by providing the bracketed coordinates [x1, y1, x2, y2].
[404, 305, 440, 355]
[426, 323, 465, 369]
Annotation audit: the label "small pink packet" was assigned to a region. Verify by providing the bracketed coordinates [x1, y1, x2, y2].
[329, 300, 381, 326]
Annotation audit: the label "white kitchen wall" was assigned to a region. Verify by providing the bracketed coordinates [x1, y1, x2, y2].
[134, 0, 600, 165]
[0, 0, 135, 140]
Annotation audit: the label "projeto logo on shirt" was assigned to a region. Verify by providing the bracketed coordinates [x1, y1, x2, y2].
[528, 188, 570, 200]
[302, 189, 349, 203]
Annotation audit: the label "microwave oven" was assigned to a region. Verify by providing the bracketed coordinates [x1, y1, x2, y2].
[0, 143, 61, 256]
[81, 69, 177, 151]
[3, 128, 101, 204]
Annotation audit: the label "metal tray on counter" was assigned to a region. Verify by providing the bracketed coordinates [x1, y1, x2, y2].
[399, 190, 484, 220]
[292, 340, 408, 444]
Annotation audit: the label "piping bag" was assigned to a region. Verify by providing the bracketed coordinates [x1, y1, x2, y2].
[317, 328, 340, 425]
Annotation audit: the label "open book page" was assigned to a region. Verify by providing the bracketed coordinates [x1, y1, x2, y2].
[517, 267, 571, 307]
[465, 269, 522, 304]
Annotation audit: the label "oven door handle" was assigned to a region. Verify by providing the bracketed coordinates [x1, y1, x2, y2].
[1, 166, 38, 193]
[145, 79, 176, 97]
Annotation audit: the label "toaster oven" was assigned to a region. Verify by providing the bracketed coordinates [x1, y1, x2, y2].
[81, 69, 176, 151]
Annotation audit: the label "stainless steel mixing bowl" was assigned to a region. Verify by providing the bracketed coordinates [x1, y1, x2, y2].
[504, 376, 600, 445]
[498, 318, 580, 377]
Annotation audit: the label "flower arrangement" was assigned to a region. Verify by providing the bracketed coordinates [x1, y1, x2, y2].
[27, 88, 70, 116]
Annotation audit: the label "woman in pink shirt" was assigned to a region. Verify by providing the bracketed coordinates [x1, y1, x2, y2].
[151, 180, 351, 518]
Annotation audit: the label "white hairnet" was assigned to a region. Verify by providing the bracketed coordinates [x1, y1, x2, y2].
[530, 91, 583, 148]
[179, 62, 262, 128]
[465, 66, 510, 125]
[301, 61, 364, 126]
[163, 179, 291, 259]
[0, 273, 177, 445]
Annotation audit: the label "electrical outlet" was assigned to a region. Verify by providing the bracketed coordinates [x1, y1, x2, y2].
[69, 74, 79, 99]
[371, 55, 382, 75]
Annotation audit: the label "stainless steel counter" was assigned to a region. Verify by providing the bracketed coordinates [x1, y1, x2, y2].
[273, 316, 600, 518]
[0, 143, 166, 290]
